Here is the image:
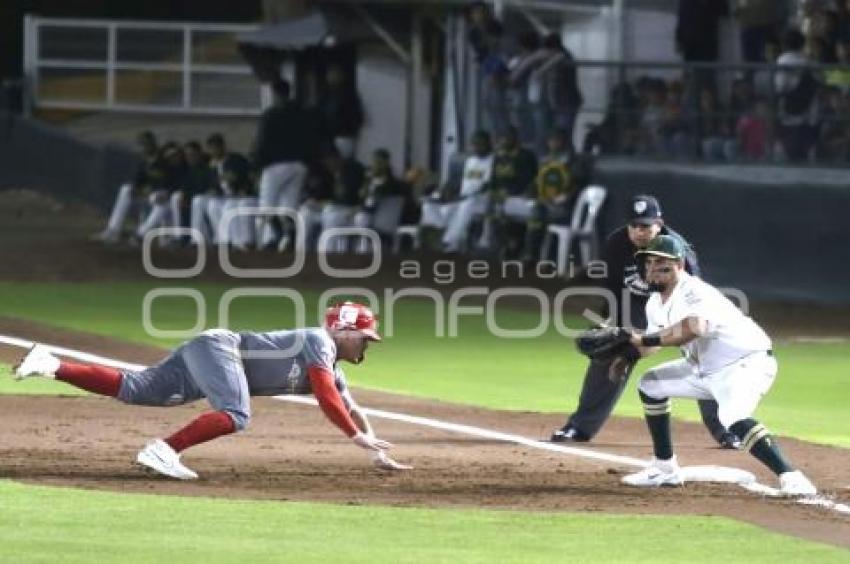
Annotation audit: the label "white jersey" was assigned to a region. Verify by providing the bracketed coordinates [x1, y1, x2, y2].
[645, 272, 771, 374]
[459, 154, 494, 198]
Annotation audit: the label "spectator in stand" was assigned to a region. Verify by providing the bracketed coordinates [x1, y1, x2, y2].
[485, 126, 538, 258]
[753, 37, 783, 98]
[522, 128, 577, 263]
[661, 80, 693, 158]
[508, 31, 541, 146]
[468, 2, 511, 137]
[530, 33, 584, 155]
[676, 0, 729, 100]
[319, 65, 365, 159]
[807, 35, 836, 62]
[698, 88, 734, 161]
[775, 28, 821, 161]
[584, 81, 641, 155]
[467, 1, 505, 62]
[836, 0, 850, 38]
[93, 130, 165, 243]
[825, 37, 850, 92]
[353, 148, 408, 253]
[253, 79, 328, 251]
[735, 97, 774, 161]
[513, 33, 584, 155]
[796, 0, 839, 59]
[728, 77, 756, 123]
[732, 0, 785, 67]
[638, 79, 668, 155]
[817, 86, 850, 162]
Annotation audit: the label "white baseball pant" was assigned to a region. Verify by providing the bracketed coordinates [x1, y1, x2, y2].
[320, 204, 356, 253]
[637, 352, 777, 428]
[442, 193, 488, 252]
[257, 162, 307, 247]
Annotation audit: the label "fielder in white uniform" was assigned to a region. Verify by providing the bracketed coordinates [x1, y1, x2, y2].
[620, 235, 817, 496]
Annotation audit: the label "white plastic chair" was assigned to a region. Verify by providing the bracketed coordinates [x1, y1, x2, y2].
[539, 185, 607, 277]
[393, 225, 420, 253]
[354, 196, 405, 254]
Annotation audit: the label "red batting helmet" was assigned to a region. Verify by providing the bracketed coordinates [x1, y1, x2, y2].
[324, 302, 381, 341]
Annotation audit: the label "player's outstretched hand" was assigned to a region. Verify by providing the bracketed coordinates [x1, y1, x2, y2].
[352, 431, 393, 451]
[370, 450, 413, 471]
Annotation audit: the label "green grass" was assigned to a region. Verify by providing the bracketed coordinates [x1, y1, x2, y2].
[1, 480, 846, 564]
[0, 281, 848, 447]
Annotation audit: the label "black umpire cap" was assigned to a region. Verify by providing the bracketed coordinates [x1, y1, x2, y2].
[629, 194, 663, 225]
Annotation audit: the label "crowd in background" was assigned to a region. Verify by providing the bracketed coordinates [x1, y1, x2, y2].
[92, 0, 850, 261]
[466, 0, 850, 165]
[587, 0, 850, 164]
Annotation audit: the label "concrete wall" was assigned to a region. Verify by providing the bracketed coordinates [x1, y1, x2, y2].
[357, 48, 408, 174]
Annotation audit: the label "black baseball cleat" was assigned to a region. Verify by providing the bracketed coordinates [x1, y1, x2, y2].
[718, 431, 741, 450]
[550, 425, 590, 443]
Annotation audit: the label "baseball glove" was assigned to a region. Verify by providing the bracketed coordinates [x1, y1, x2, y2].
[575, 326, 633, 360]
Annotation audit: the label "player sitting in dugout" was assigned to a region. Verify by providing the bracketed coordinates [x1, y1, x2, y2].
[482, 126, 538, 258]
[520, 128, 579, 263]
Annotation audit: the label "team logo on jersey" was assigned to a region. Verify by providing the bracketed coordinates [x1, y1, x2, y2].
[286, 364, 301, 393]
[287, 363, 301, 381]
[634, 200, 647, 214]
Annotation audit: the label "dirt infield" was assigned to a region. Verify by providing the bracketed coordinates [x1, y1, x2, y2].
[1, 318, 849, 549]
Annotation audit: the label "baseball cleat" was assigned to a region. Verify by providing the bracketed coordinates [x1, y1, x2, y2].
[550, 425, 590, 443]
[718, 431, 742, 450]
[622, 456, 684, 487]
[136, 439, 198, 480]
[13, 344, 60, 379]
[778, 470, 817, 497]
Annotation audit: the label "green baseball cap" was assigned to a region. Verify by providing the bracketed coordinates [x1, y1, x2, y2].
[636, 234, 686, 260]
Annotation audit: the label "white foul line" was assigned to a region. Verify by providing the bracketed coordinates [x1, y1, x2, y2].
[0, 334, 847, 516]
[274, 394, 647, 467]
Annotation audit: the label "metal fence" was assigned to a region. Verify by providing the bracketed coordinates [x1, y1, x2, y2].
[22, 15, 265, 116]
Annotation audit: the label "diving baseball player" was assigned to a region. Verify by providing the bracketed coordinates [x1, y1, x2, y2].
[13, 302, 411, 479]
[618, 235, 817, 496]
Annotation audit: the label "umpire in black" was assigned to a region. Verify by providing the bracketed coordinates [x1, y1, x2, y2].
[550, 194, 740, 449]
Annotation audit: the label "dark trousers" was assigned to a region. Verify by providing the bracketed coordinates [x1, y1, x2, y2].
[566, 356, 726, 441]
[740, 25, 777, 64]
[780, 124, 818, 162]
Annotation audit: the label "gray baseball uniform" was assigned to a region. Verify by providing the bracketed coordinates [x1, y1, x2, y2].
[118, 328, 354, 430]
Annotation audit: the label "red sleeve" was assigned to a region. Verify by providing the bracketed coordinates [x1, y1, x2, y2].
[308, 365, 359, 438]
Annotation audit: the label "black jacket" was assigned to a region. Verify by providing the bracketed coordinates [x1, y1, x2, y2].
[320, 88, 364, 138]
[676, 0, 728, 62]
[252, 101, 329, 169]
[599, 224, 700, 329]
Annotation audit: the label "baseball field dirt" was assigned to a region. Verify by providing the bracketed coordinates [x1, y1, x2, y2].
[1, 318, 849, 549]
